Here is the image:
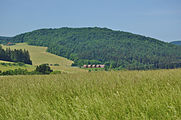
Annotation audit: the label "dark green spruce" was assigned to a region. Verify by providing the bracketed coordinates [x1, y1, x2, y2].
[3, 27, 181, 70]
[35, 64, 53, 74]
[0, 45, 32, 65]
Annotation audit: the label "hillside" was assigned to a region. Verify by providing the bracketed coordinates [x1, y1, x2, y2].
[2, 43, 85, 73]
[170, 41, 181, 46]
[0, 44, 32, 64]
[4, 27, 181, 70]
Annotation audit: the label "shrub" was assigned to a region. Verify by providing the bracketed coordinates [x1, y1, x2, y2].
[35, 64, 53, 74]
[54, 64, 59, 66]
[17, 62, 25, 66]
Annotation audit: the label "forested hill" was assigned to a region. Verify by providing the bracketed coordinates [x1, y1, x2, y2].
[4, 27, 181, 70]
[0, 36, 12, 44]
[170, 41, 181, 46]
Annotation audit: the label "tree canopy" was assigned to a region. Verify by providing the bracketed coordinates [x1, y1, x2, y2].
[3, 27, 181, 70]
[35, 64, 53, 74]
[0, 45, 32, 65]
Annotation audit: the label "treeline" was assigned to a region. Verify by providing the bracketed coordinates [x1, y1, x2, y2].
[0, 45, 32, 65]
[0, 36, 12, 44]
[5, 27, 181, 70]
[0, 62, 25, 66]
[0, 64, 54, 76]
[0, 69, 30, 75]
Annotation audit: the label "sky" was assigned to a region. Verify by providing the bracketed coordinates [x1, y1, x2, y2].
[0, 0, 181, 42]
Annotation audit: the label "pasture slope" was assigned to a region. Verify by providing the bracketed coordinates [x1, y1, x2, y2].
[0, 60, 35, 71]
[2, 43, 85, 73]
[0, 69, 181, 119]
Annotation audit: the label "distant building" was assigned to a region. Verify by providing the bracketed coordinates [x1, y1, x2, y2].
[100, 65, 105, 68]
[92, 65, 96, 68]
[6, 42, 14, 46]
[82, 64, 105, 68]
[96, 65, 100, 68]
[83, 65, 87, 68]
[88, 65, 92, 68]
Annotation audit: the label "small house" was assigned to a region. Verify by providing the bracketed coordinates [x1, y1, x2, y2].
[96, 65, 101, 68]
[6, 42, 14, 46]
[88, 65, 92, 68]
[100, 65, 105, 68]
[83, 65, 87, 68]
[92, 65, 96, 68]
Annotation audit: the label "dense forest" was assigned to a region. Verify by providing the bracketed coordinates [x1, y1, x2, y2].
[0, 45, 32, 64]
[2, 27, 181, 70]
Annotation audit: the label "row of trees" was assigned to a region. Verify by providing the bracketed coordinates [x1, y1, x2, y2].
[3, 27, 181, 70]
[0, 64, 54, 75]
[0, 45, 32, 64]
[0, 62, 25, 66]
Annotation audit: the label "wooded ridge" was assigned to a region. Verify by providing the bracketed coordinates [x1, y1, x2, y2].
[1, 27, 181, 70]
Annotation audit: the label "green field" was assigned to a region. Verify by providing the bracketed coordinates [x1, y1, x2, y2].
[0, 60, 35, 71]
[1, 43, 86, 73]
[0, 69, 181, 119]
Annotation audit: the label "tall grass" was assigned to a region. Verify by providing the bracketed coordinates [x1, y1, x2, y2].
[0, 69, 181, 119]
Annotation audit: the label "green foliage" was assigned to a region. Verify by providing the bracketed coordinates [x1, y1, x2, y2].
[6, 27, 181, 70]
[0, 62, 25, 66]
[1, 43, 84, 73]
[0, 64, 54, 76]
[0, 68, 28, 75]
[35, 64, 53, 74]
[53, 64, 59, 66]
[0, 45, 32, 64]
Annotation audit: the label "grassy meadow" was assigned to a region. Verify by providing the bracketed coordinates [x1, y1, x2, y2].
[1, 43, 85, 73]
[0, 60, 35, 71]
[0, 69, 181, 119]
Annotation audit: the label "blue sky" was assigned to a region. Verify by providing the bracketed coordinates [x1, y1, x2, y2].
[0, 0, 181, 42]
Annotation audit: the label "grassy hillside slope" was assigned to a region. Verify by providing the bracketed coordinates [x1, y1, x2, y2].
[6, 27, 181, 70]
[2, 43, 85, 73]
[0, 69, 181, 119]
